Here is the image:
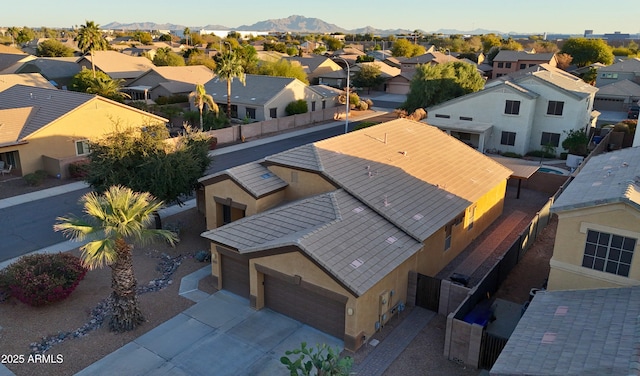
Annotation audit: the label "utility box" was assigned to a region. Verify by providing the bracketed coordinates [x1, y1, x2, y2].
[379, 291, 391, 326]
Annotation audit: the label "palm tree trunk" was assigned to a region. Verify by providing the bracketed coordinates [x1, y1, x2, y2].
[226, 80, 232, 120]
[109, 238, 144, 332]
[90, 50, 96, 79]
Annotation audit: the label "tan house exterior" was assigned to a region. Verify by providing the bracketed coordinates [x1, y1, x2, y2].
[548, 147, 640, 291]
[124, 65, 215, 102]
[0, 85, 167, 177]
[199, 119, 512, 351]
[77, 50, 156, 84]
[491, 50, 557, 79]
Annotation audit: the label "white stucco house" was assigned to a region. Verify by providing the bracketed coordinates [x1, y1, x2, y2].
[425, 64, 599, 156]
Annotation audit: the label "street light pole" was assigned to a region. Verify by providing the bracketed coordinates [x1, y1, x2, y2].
[333, 56, 350, 134]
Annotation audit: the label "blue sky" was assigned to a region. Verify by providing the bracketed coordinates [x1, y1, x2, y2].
[2, 0, 637, 35]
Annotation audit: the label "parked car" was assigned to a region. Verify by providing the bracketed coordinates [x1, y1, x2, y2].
[628, 105, 639, 119]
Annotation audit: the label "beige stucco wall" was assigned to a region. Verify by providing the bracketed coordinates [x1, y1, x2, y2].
[15, 99, 165, 175]
[548, 203, 640, 290]
[267, 165, 337, 201]
[202, 179, 286, 230]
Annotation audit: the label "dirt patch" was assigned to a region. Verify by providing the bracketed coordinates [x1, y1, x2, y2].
[0, 176, 71, 200]
[0, 208, 211, 376]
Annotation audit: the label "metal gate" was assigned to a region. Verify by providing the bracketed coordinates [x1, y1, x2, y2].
[416, 273, 440, 311]
[479, 331, 508, 370]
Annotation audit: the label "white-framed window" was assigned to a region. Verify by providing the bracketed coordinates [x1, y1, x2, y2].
[583, 230, 636, 277]
[75, 140, 90, 156]
[504, 100, 520, 115]
[501, 131, 516, 146]
[540, 132, 560, 147]
[547, 100, 564, 116]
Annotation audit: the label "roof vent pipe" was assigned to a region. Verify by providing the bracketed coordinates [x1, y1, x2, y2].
[384, 133, 387, 144]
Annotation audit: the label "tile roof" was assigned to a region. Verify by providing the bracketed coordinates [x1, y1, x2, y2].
[353, 61, 401, 79]
[212, 161, 288, 198]
[0, 73, 56, 92]
[0, 53, 34, 73]
[599, 58, 640, 73]
[80, 50, 156, 79]
[201, 189, 422, 296]
[14, 57, 81, 80]
[402, 52, 459, 65]
[552, 147, 640, 213]
[0, 107, 35, 146]
[134, 65, 214, 86]
[491, 286, 640, 376]
[203, 74, 300, 106]
[309, 84, 342, 98]
[0, 84, 95, 140]
[596, 79, 640, 97]
[493, 50, 556, 63]
[267, 119, 513, 240]
[285, 55, 338, 73]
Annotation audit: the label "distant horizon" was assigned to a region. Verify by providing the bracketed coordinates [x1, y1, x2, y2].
[2, 1, 638, 36]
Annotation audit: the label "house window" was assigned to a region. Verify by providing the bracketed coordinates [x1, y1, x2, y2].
[467, 206, 476, 230]
[75, 140, 90, 156]
[435, 114, 450, 119]
[222, 204, 232, 225]
[519, 63, 526, 69]
[501, 131, 516, 146]
[322, 100, 326, 109]
[460, 116, 473, 121]
[583, 230, 636, 277]
[231, 105, 238, 118]
[246, 107, 256, 119]
[505, 62, 512, 68]
[540, 132, 560, 147]
[504, 100, 520, 115]
[497, 62, 504, 68]
[444, 223, 452, 251]
[547, 101, 564, 116]
[270, 108, 277, 118]
[496, 73, 503, 77]
[311, 101, 316, 111]
[528, 64, 535, 67]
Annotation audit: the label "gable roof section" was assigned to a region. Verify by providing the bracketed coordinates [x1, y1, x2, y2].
[517, 70, 597, 100]
[79, 50, 156, 79]
[129, 65, 214, 87]
[0, 84, 94, 139]
[203, 74, 300, 106]
[285, 55, 338, 74]
[596, 79, 640, 97]
[402, 52, 459, 65]
[0, 107, 36, 146]
[491, 286, 640, 376]
[201, 189, 422, 296]
[309, 84, 342, 98]
[599, 57, 640, 73]
[199, 161, 288, 199]
[427, 80, 538, 112]
[267, 119, 513, 240]
[0, 73, 56, 92]
[353, 61, 401, 79]
[552, 147, 640, 213]
[14, 57, 81, 80]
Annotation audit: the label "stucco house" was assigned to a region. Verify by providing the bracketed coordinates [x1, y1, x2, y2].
[198, 119, 512, 351]
[77, 50, 156, 84]
[0, 84, 167, 177]
[285, 55, 343, 85]
[202, 74, 328, 121]
[124, 65, 215, 102]
[594, 57, 640, 88]
[491, 50, 557, 79]
[547, 147, 640, 291]
[399, 51, 460, 75]
[426, 64, 599, 156]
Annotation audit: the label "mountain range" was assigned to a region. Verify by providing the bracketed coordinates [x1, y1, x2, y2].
[101, 15, 503, 36]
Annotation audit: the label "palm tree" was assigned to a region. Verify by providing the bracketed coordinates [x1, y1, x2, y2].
[54, 186, 178, 332]
[87, 77, 131, 102]
[75, 20, 108, 78]
[188, 83, 218, 130]
[183, 27, 190, 46]
[215, 49, 246, 123]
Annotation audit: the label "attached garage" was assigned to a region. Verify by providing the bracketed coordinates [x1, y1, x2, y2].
[220, 255, 250, 298]
[263, 274, 346, 339]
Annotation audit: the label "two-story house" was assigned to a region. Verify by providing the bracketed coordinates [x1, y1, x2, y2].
[426, 64, 599, 156]
[198, 119, 513, 351]
[491, 50, 557, 79]
[548, 146, 640, 291]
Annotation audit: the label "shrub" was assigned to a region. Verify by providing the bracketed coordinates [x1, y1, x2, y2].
[501, 152, 523, 158]
[155, 94, 189, 105]
[354, 121, 379, 131]
[526, 150, 556, 159]
[285, 100, 308, 116]
[68, 160, 90, 179]
[562, 129, 589, 156]
[0, 253, 88, 306]
[23, 170, 48, 186]
[194, 250, 211, 262]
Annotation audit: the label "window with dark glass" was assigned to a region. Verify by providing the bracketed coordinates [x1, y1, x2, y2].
[504, 100, 520, 115]
[540, 132, 560, 147]
[583, 230, 636, 277]
[547, 101, 564, 116]
[270, 108, 277, 118]
[501, 131, 516, 146]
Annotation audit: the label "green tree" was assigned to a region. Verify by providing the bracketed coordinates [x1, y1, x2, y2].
[323, 36, 343, 51]
[391, 39, 425, 57]
[481, 34, 502, 53]
[186, 53, 217, 70]
[189, 83, 219, 130]
[257, 59, 308, 84]
[355, 55, 375, 63]
[16, 26, 35, 45]
[352, 64, 384, 94]
[75, 20, 108, 78]
[404, 61, 485, 112]
[158, 33, 172, 42]
[84, 123, 212, 206]
[281, 342, 353, 376]
[183, 27, 191, 46]
[54, 186, 178, 332]
[560, 38, 614, 67]
[215, 50, 246, 121]
[86, 76, 130, 102]
[285, 99, 308, 115]
[70, 67, 112, 93]
[236, 44, 260, 74]
[153, 47, 186, 66]
[36, 39, 74, 57]
[133, 30, 153, 45]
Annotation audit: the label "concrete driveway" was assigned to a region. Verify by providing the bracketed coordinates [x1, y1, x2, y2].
[76, 291, 343, 376]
